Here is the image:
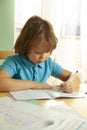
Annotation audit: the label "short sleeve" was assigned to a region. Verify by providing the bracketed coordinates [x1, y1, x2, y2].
[0, 56, 17, 77]
[48, 58, 64, 77]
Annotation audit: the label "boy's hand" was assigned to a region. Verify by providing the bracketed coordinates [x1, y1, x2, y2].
[60, 73, 80, 93]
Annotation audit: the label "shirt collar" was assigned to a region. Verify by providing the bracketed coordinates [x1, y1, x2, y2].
[38, 62, 44, 68]
[20, 55, 44, 68]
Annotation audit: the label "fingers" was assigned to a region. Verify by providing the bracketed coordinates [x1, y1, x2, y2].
[61, 82, 74, 93]
[61, 75, 80, 93]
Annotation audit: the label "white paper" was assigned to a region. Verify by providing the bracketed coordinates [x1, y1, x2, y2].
[0, 97, 87, 130]
[0, 97, 62, 130]
[45, 90, 86, 98]
[10, 90, 52, 100]
[52, 114, 87, 130]
[9, 86, 86, 100]
[45, 103, 87, 130]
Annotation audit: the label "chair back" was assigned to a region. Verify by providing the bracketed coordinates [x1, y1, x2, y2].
[0, 51, 15, 59]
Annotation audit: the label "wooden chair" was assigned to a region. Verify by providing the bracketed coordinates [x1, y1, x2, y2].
[0, 51, 15, 59]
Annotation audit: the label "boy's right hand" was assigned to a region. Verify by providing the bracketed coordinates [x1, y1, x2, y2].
[60, 73, 80, 93]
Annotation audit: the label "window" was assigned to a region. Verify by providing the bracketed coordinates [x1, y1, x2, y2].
[14, 0, 42, 42]
[62, 0, 81, 36]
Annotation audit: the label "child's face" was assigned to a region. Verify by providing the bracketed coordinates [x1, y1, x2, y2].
[27, 39, 51, 64]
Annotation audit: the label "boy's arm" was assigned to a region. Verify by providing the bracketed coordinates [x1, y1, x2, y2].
[58, 69, 71, 81]
[0, 70, 52, 92]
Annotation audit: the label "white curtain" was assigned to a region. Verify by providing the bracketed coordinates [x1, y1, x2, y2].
[81, 0, 87, 83]
[42, 0, 87, 83]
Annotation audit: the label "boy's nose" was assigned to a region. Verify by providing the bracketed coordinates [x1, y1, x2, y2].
[39, 53, 45, 59]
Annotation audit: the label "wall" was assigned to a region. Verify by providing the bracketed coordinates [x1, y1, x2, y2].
[0, 0, 14, 50]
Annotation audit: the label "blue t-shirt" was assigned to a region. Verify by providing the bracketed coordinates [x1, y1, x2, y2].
[0, 55, 64, 83]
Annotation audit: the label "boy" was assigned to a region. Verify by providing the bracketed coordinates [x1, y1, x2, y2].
[0, 15, 80, 92]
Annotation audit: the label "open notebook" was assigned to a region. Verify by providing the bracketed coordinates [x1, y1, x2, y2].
[9, 86, 86, 100]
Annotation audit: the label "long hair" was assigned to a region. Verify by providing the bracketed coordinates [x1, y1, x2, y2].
[14, 15, 58, 56]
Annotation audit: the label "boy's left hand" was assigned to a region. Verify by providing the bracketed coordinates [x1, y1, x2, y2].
[60, 74, 80, 93]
